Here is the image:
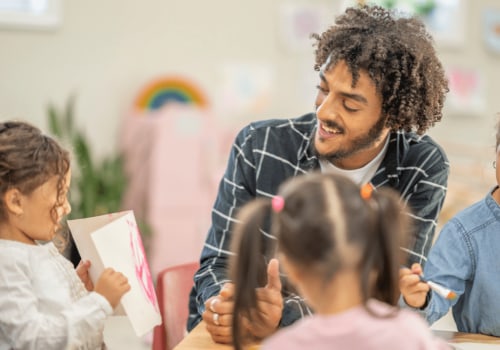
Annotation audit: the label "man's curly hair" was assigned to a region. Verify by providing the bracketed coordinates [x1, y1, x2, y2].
[312, 5, 449, 134]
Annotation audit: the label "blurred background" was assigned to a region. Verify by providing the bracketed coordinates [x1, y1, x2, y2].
[0, 0, 499, 277]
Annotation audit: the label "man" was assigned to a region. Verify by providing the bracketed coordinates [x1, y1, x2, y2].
[188, 4, 449, 344]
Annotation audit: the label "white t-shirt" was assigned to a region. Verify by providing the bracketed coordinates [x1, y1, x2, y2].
[319, 136, 390, 185]
[0, 239, 112, 350]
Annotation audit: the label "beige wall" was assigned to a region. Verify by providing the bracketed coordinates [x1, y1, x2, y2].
[1, 0, 499, 220]
[0, 0, 322, 157]
[429, 0, 500, 221]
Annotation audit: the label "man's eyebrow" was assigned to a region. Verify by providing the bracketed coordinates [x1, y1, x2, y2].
[340, 92, 368, 105]
[319, 70, 369, 105]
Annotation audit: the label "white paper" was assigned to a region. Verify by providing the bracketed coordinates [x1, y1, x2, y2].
[68, 210, 161, 337]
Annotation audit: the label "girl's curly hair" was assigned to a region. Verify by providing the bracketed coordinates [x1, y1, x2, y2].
[312, 5, 449, 134]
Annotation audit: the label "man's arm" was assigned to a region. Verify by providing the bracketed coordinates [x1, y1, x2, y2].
[187, 122, 313, 333]
[403, 154, 449, 267]
[188, 125, 258, 331]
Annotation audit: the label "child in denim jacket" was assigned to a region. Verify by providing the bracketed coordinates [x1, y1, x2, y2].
[400, 118, 500, 336]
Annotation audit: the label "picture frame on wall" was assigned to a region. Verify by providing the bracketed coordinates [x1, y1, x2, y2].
[0, 0, 61, 30]
[277, 3, 331, 53]
[339, 0, 466, 49]
[483, 8, 500, 55]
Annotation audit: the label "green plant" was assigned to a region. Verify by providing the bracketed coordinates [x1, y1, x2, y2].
[378, 0, 436, 16]
[47, 97, 152, 262]
[47, 96, 127, 219]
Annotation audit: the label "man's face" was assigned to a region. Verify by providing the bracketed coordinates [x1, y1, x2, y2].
[313, 60, 390, 170]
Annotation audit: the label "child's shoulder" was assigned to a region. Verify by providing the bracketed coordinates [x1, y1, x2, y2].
[362, 302, 449, 349]
[0, 239, 43, 269]
[0, 238, 33, 252]
[443, 192, 499, 236]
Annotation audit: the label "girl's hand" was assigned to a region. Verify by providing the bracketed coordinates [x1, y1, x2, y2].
[94, 268, 131, 309]
[399, 263, 430, 308]
[76, 260, 94, 292]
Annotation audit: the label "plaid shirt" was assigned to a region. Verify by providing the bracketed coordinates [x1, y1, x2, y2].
[187, 112, 449, 330]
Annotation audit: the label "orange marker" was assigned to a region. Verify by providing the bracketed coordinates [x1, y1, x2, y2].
[420, 276, 457, 300]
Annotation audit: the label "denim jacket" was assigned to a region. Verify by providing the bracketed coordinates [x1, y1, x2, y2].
[188, 113, 449, 331]
[418, 189, 500, 336]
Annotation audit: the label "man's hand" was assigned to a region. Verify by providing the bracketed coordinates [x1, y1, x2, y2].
[399, 263, 430, 308]
[202, 283, 235, 344]
[202, 258, 283, 344]
[245, 258, 283, 339]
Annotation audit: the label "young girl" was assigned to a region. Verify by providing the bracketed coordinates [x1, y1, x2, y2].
[400, 118, 500, 336]
[229, 173, 449, 350]
[0, 121, 130, 349]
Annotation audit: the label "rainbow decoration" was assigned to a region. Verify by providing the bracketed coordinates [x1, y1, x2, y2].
[134, 76, 208, 111]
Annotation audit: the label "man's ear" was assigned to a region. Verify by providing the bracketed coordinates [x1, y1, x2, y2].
[3, 188, 24, 216]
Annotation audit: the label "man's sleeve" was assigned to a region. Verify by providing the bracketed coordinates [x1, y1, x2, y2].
[278, 292, 312, 327]
[404, 152, 449, 267]
[187, 125, 258, 330]
[187, 123, 312, 331]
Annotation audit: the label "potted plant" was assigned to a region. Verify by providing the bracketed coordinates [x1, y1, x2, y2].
[47, 96, 150, 264]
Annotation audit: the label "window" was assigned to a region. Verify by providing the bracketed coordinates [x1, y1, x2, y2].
[0, 0, 61, 30]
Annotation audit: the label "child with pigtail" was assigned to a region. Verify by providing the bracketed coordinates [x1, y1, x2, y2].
[229, 173, 449, 350]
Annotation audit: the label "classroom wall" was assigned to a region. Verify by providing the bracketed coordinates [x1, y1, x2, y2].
[0, 0, 324, 157]
[427, 0, 500, 223]
[1, 1, 499, 148]
[1, 0, 499, 267]
[1, 0, 499, 157]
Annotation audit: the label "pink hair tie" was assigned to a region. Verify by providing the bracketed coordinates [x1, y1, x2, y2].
[272, 196, 285, 213]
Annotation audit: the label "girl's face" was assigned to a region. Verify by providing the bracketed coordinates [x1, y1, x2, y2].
[16, 170, 71, 243]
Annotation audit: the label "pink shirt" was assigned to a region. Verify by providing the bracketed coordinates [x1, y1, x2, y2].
[261, 299, 450, 350]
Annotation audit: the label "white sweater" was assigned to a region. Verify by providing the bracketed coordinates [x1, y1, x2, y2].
[0, 240, 112, 349]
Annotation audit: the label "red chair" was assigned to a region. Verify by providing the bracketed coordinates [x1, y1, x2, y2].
[152, 261, 199, 350]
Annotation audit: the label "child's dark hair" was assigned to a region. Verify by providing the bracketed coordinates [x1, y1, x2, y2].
[0, 121, 70, 230]
[312, 5, 448, 134]
[229, 173, 408, 350]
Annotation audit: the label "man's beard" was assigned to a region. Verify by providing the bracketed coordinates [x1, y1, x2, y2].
[313, 115, 387, 163]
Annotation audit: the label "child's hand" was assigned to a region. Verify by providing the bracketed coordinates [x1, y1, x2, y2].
[94, 268, 131, 309]
[76, 260, 94, 292]
[399, 263, 430, 308]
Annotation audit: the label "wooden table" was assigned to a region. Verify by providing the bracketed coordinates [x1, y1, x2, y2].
[175, 322, 500, 349]
[174, 322, 259, 350]
[433, 330, 500, 344]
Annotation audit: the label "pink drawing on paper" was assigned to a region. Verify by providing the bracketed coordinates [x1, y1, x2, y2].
[128, 219, 159, 312]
